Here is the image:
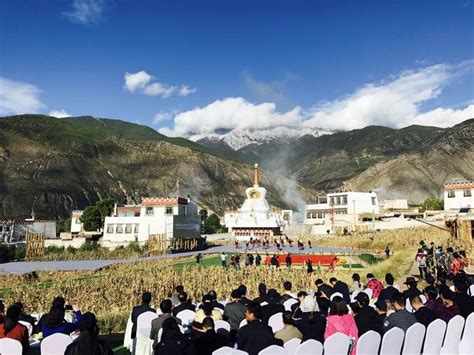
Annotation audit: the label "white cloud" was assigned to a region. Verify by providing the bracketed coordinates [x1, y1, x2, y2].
[48, 109, 72, 118]
[163, 60, 474, 137]
[123, 71, 196, 99]
[0, 77, 46, 115]
[153, 111, 173, 123]
[63, 0, 104, 24]
[242, 71, 289, 104]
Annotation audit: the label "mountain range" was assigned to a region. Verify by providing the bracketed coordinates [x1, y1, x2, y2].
[0, 114, 472, 219]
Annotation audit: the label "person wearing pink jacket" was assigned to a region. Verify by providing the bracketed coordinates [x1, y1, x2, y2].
[324, 296, 359, 354]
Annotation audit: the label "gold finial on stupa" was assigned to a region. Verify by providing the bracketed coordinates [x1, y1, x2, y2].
[253, 163, 259, 186]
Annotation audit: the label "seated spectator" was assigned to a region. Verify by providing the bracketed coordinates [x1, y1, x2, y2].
[324, 296, 358, 354]
[366, 274, 384, 299]
[42, 304, 82, 338]
[353, 292, 383, 336]
[0, 305, 30, 353]
[453, 280, 474, 318]
[317, 296, 330, 317]
[237, 302, 283, 355]
[194, 302, 222, 325]
[295, 296, 326, 343]
[13, 302, 35, 328]
[291, 291, 308, 319]
[64, 312, 113, 355]
[131, 292, 155, 340]
[207, 290, 224, 310]
[350, 273, 363, 293]
[151, 299, 181, 349]
[402, 277, 422, 300]
[34, 296, 65, 334]
[239, 285, 252, 306]
[224, 289, 247, 341]
[155, 317, 196, 355]
[192, 317, 228, 355]
[436, 287, 460, 322]
[275, 311, 303, 343]
[170, 285, 185, 306]
[330, 277, 350, 304]
[253, 283, 267, 304]
[260, 289, 284, 325]
[384, 293, 416, 332]
[374, 298, 387, 324]
[172, 292, 196, 316]
[378, 273, 399, 302]
[410, 295, 438, 327]
[315, 279, 335, 298]
[281, 281, 297, 303]
[423, 285, 439, 311]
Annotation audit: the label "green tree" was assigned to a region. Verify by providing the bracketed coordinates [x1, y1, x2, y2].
[57, 218, 71, 234]
[80, 198, 115, 232]
[421, 198, 444, 211]
[203, 213, 222, 234]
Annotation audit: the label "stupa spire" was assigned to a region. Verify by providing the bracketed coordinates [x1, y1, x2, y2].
[253, 163, 259, 186]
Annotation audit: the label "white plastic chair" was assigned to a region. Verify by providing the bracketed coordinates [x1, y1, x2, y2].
[420, 294, 427, 304]
[239, 319, 248, 328]
[213, 346, 235, 355]
[135, 311, 158, 355]
[422, 318, 447, 355]
[260, 301, 269, 306]
[284, 298, 298, 311]
[459, 338, 473, 355]
[295, 339, 323, 355]
[41, 333, 73, 355]
[268, 312, 284, 333]
[363, 288, 374, 299]
[284, 338, 302, 355]
[215, 319, 231, 332]
[402, 322, 426, 355]
[258, 344, 287, 355]
[440, 315, 465, 354]
[18, 320, 33, 336]
[176, 309, 196, 325]
[356, 330, 381, 355]
[0, 338, 23, 355]
[406, 298, 414, 313]
[231, 350, 249, 355]
[324, 332, 350, 355]
[469, 284, 474, 296]
[380, 327, 404, 355]
[123, 312, 133, 350]
[214, 307, 225, 315]
[462, 312, 474, 342]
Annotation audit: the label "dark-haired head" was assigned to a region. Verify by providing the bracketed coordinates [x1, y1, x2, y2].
[317, 297, 330, 316]
[315, 279, 324, 286]
[208, 290, 217, 301]
[202, 317, 214, 330]
[160, 299, 172, 314]
[424, 286, 438, 301]
[142, 292, 152, 304]
[283, 281, 292, 291]
[4, 305, 21, 335]
[202, 302, 213, 317]
[258, 283, 267, 296]
[176, 285, 184, 293]
[238, 284, 247, 296]
[352, 273, 360, 282]
[161, 317, 180, 339]
[329, 296, 349, 316]
[367, 273, 374, 279]
[178, 292, 188, 303]
[231, 289, 241, 300]
[246, 302, 261, 320]
[52, 296, 65, 309]
[385, 273, 394, 285]
[47, 306, 65, 328]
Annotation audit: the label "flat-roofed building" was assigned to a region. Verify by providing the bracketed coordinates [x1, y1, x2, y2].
[444, 181, 474, 211]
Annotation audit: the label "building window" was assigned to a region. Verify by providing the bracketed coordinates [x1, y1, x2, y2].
[116, 225, 123, 233]
[165, 206, 173, 215]
[318, 212, 324, 218]
[134, 224, 139, 233]
[146, 207, 154, 216]
[464, 190, 472, 197]
[106, 225, 113, 233]
[371, 197, 376, 205]
[125, 224, 132, 233]
[447, 191, 455, 198]
[342, 196, 347, 205]
[329, 197, 335, 206]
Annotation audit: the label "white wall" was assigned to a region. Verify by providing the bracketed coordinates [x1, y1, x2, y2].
[70, 216, 83, 233]
[444, 189, 474, 210]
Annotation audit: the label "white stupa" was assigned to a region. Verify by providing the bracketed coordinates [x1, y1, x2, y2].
[224, 163, 284, 241]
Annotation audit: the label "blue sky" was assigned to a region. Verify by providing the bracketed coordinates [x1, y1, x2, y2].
[0, 0, 473, 135]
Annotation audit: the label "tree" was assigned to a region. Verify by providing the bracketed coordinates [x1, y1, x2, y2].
[81, 198, 115, 232]
[203, 213, 222, 234]
[421, 198, 444, 211]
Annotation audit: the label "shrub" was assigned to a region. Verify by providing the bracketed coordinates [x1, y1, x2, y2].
[0, 243, 15, 263]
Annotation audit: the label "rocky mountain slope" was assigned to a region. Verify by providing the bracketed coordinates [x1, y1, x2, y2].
[0, 115, 316, 219]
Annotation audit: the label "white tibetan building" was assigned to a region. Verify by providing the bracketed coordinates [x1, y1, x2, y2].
[224, 164, 284, 240]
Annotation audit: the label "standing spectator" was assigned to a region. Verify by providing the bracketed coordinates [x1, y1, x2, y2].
[64, 312, 113, 355]
[195, 253, 202, 265]
[192, 317, 228, 355]
[255, 254, 262, 266]
[296, 295, 326, 343]
[237, 302, 282, 355]
[155, 317, 195, 355]
[42, 304, 82, 338]
[324, 296, 358, 354]
[409, 295, 438, 327]
[235, 255, 241, 270]
[384, 293, 417, 332]
[366, 274, 384, 299]
[450, 252, 463, 276]
[150, 299, 181, 349]
[248, 254, 254, 266]
[270, 255, 279, 269]
[378, 273, 399, 302]
[260, 289, 284, 325]
[402, 277, 422, 300]
[131, 292, 155, 340]
[350, 273, 363, 293]
[281, 281, 297, 302]
[329, 277, 350, 304]
[353, 292, 383, 336]
[0, 305, 29, 353]
[220, 252, 227, 269]
[416, 249, 428, 279]
[306, 259, 314, 273]
[172, 292, 196, 316]
[274, 311, 303, 343]
[285, 254, 292, 268]
[385, 246, 390, 258]
[308, 240, 312, 249]
[316, 279, 335, 298]
[253, 283, 267, 304]
[224, 289, 247, 338]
